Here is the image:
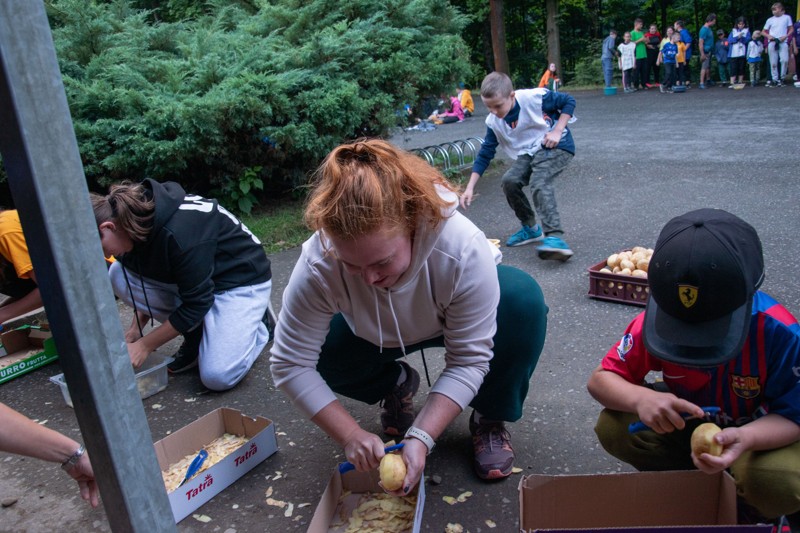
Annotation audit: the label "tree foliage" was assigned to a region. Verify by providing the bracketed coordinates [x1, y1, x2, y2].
[36, 0, 470, 207]
[453, 0, 782, 88]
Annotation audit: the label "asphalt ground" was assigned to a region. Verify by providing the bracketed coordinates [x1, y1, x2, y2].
[1, 83, 799, 533]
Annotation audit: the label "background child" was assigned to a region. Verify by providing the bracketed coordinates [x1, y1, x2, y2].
[457, 82, 474, 117]
[728, 17, 751, 87]
[631, 18, 648, 89]
[747, 30, 764, 86]
[645, 23, 662, 87]
[601, 29, 618, 87]
[537, 63, 560, 91]
[675, 32, 688, 86]
[462, 72, 577, 261]
[762, 2, 793, 86]
[618, 32, 637, 92]
[714, 29, 730, 85]
[657, 32, 679, 92]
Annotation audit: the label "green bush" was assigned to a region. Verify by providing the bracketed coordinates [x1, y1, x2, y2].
[42, 0, 470, 210]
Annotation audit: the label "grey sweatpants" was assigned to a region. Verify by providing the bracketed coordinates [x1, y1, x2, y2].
[109, 262, 271, 391]
[501, 148, 573, 236]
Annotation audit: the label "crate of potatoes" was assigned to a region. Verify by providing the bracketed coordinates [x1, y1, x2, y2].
[588, 247, 653, 307]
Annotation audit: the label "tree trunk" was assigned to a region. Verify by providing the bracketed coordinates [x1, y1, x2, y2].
[489, 0, 510, 74]
[545, 0, 561, 78]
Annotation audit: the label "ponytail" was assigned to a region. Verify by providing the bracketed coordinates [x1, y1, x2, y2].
[90, 182, 155, 242]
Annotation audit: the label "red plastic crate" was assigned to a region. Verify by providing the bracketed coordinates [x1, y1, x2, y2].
[588, 259, 650, 307]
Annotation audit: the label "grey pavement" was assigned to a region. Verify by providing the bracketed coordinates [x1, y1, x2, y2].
[2, 85, 800, 532]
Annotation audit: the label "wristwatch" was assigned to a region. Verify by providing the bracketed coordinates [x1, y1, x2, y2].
[61, 445, 85, 471]
[404, 426, 435, 455]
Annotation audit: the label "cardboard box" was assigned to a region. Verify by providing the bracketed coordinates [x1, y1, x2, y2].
[153, 408, 278, 523]
[0, 325, 58, 384]
[519, 471, 772, 532]
[308, 467, 425, 532]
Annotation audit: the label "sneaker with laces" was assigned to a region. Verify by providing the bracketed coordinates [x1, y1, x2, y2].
[536, 235, 574, 261]
[505, 224, 544, 247]
[469, 411, 515, 480]
[380, 361, 420, 436]
[168, 326, 203, 374]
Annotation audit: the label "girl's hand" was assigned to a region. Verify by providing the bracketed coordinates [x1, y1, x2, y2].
[342, 428, 385, 472]
[382, 438, 427, 497]
[460, 188, 475, 209]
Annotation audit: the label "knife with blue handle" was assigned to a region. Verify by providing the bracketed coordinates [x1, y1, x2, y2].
[178, 449, 208, 487]
[628, 406, 721, 434]
[338, 443, 405, 474]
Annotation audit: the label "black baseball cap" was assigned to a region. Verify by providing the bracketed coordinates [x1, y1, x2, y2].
[643, 208, 764, 367]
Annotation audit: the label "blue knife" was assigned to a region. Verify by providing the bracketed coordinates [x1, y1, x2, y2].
[338, 443, 405, 474]
[628, 406, 721, 434]
[178, 449, 208, 487]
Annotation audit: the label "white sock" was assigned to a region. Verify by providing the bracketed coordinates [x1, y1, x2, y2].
[396, 365, 407, 386]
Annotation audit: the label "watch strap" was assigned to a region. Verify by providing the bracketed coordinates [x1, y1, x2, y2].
[404, 426, 435, 454]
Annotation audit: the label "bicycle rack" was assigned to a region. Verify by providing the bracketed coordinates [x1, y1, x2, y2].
[410, 137, 483, 172]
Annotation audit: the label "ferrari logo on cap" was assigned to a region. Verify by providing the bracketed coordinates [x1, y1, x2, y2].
[678, 285, 698, 308]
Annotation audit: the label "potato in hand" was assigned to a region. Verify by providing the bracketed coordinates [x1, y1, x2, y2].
[379, 453, 406, 491]
[691, 422, 723, 457]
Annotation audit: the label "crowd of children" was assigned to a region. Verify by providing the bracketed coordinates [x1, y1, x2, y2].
[607, 3, 799, 94]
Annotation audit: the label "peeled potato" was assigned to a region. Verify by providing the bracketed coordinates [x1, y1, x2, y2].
[636, 258, 650, 272]
[620, 267, 632, 276]
[607, 253, 620, 269]
[691, 423, 723, 457]
[619, 259, 635, 271]
[379, 453, 406, 491]
[631, 269, 648, 278]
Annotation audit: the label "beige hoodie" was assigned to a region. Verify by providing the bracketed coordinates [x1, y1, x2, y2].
[269, 190, 500, 418]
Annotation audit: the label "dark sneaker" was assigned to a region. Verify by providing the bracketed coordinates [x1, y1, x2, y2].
[168, 326, 203, 374]
[469, 412, 514, 480]
[536, 235, 574, 262]
[505, 224, 544, 247]
[380, 361, 420, 436]
[263, 300, 277, 343]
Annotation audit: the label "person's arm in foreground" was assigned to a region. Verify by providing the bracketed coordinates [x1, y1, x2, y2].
[692, 413, 800, 473]
[587, 364, 705, 433]
[312, 392, 460, 495]
[0, 271, 44, 325]
[0, 402, 99, 507]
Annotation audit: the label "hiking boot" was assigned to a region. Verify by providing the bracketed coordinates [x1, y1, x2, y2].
[380, 361, 420, 436]
[536, 235, 574, 262]
[168, 326, 203, 373]
[469, 412, 515, 480]
[505, 224, 544, 247]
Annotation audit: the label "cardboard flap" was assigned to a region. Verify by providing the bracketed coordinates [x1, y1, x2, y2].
[520, 471, 737, 530]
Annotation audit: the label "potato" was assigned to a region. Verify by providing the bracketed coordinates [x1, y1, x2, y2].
[691, 423, 723, 457]
[607, 253, 620, 269]
[631, 251, 646, 263]
[620, 267, 632, 276]
[631, 246, 646, 254]
[379, 453, 406, 491]
[631, 269, 648, 278]
[636, 258, 650, 272]
[619, 259, 635, 271]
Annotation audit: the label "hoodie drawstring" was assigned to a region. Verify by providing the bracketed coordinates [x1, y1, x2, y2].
[120, 261, 154, 337]
[381, 289, 432, 387]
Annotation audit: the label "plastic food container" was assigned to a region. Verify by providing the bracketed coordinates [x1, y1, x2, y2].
[50, 353, 174, 408]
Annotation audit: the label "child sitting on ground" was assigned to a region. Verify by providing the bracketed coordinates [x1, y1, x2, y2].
[537, 63, 560, 91]
[428, 95, 464, 124]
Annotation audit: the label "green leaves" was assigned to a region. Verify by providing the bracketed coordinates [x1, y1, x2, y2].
[47, 0, 470, 209]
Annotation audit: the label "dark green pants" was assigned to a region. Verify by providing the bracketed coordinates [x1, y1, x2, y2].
[595, 409, 800, 519]
[317, 265, 547, 422]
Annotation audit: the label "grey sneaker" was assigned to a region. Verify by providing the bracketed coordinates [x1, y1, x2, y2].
[469, 411, 515, 480]
[380, 361, 420, 436]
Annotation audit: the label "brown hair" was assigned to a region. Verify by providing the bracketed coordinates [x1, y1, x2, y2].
[90, 182, 155, 243]
[304, 139, 456, 240]
[480, 71, 514, 99]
